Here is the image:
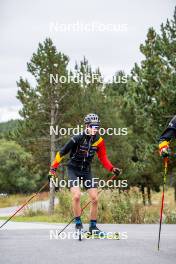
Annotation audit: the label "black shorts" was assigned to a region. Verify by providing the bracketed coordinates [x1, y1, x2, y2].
[67, 165, 98, 189]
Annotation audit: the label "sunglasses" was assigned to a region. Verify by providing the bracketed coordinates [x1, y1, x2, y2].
[89, 124, 100, 129]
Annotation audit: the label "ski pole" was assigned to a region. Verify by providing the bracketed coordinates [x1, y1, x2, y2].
[57, 175, 117, 236]
[0, 181, 48, 229]
[157, 157, 168, 251]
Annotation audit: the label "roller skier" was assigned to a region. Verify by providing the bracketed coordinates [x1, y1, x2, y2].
[48, 113, 121, 237]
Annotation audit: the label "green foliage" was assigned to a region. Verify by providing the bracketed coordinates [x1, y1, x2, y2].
[0, 139, 41, 193]
[0, 119, 19, 139]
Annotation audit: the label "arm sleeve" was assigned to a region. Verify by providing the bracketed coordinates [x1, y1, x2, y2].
[159, 129, 176, 142]
[51, 136, 77, 170]
[96, 139, 114, 172]
[159, 129, 176, 151]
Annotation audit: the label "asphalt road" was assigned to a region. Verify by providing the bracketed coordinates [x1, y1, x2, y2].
[0, 222, 175, 264]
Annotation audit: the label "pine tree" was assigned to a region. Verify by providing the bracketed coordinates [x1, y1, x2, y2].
[17, 38, 76, 213]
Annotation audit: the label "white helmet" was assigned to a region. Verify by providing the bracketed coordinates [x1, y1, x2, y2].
[84, 113, 100, 124]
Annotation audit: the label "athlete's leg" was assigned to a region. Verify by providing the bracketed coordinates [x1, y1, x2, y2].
[67, 165, 82, 217]
[70, 186, 82, 217]
[87, 188, 98, 220]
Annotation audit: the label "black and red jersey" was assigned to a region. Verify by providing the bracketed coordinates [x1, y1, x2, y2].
[51, 132, 114, 171]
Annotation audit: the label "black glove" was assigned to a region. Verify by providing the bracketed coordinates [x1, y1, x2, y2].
[48, 168, 59, 191]
[112, 167, 122, 176]
[160, 146, 171, 158]
[48, 168, 56, 181]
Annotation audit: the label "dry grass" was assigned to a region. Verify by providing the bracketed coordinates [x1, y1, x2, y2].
[0, 188, 176, 224]
[0, 192, 48, 208]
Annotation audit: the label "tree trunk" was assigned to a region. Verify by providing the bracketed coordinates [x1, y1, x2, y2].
[48, 104, 56, 215]
[147, 186, 152, 205]
[141, 185, 146, 205]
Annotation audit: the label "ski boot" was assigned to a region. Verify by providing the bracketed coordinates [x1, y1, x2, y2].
[75, 218, 83, 241]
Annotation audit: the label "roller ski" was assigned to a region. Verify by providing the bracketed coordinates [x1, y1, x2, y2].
[84, 231, 120, 239]
[84, 225, 120, 240]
